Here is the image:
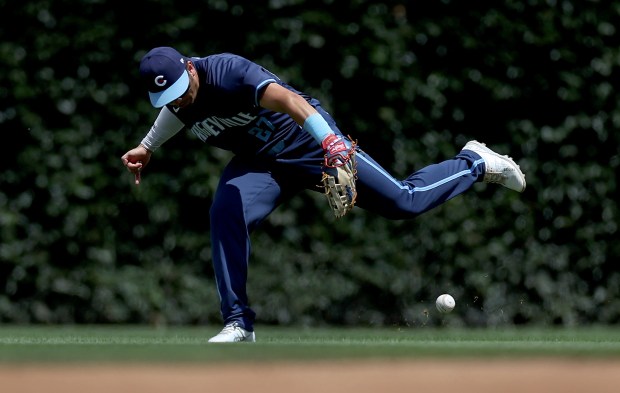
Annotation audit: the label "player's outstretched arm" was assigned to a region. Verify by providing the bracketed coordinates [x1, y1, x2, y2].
[259, 83, 351, 167]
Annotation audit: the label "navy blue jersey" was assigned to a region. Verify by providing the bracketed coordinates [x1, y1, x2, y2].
[167, 53, 320, 158]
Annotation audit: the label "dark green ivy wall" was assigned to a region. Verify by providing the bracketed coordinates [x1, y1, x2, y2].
[1, 0, 618, 327]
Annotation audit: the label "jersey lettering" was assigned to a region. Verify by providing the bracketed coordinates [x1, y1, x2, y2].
[191, 123, 215, 142]
[190, 112, 258, 142]
[189, 112, 278, 148]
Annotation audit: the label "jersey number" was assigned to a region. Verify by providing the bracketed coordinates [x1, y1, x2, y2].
[248, 117, 274, 142]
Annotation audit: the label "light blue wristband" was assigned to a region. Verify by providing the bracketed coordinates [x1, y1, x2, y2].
[303, 113, 333, 143]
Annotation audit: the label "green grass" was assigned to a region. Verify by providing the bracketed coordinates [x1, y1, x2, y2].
[1, 325, 620, 364]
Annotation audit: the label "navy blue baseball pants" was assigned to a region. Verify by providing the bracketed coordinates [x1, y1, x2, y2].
[208, 132, 485, 331]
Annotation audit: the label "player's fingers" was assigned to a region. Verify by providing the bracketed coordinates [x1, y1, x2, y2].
[123, 159, 138, 173]
[125, 161, 142, 172]
[134, 161, 142, 186]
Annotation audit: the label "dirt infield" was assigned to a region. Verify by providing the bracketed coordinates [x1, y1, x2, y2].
[2, 359, 620, 393]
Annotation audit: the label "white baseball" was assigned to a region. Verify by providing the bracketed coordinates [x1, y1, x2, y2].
[436, 294, 455, 313]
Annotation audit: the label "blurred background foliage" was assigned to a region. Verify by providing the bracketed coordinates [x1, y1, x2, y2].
[0, 0, 618, 328]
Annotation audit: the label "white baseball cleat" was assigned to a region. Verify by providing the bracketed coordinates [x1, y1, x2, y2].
[208, 322, 256, 343]
[463, 140, 526, 192]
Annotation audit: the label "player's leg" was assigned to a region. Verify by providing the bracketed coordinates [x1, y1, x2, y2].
[353, 141, 524, 219]
[308, 108, 524, 218]
[208, 157, 289, 342]
[353, 148, 484, 219]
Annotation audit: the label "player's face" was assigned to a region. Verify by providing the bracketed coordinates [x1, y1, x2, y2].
[171, 62, 197, 108]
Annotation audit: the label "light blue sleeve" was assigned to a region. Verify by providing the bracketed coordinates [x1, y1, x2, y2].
[303, 113, 334, 144]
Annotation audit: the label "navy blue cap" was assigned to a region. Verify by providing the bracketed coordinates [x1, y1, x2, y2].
[139, 47, 190, 108]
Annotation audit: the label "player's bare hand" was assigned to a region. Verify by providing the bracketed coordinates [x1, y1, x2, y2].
[121, 145, 152, 186]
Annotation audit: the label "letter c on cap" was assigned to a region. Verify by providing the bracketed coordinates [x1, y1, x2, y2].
[154, 75, 167, 87]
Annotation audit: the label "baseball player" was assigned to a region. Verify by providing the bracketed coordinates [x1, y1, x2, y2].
[121, 47, 526, 343]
